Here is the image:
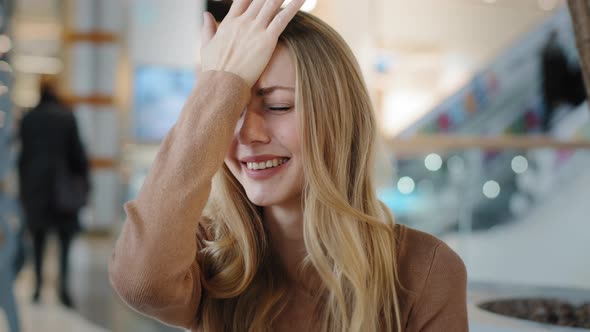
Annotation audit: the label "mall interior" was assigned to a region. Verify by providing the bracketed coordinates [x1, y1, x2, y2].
[1, 0, 590, 331]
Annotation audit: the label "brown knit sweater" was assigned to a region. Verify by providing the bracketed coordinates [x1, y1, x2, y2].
[109, 71, 469, 331]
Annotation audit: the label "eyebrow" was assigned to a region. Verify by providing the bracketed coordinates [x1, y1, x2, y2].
[256, 86, 295, 96]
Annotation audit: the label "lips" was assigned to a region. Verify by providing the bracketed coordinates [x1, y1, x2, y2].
[239, 154, 291, 163]
[244, 157, 289, 170]
[240, 157, 291, 180]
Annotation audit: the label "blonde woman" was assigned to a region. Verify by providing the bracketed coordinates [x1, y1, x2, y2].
[109, 1, 468, 331]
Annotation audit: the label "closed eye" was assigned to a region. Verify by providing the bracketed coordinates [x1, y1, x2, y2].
[267, 106, 292, 113]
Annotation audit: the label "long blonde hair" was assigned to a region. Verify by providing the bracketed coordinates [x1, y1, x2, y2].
[200, 11, 402, 332]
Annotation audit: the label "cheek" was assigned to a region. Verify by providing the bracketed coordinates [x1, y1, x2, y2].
[274, 114, 301, 154]
[281, 132, 300, 155]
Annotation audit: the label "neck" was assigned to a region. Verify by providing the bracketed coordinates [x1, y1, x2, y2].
[264, 199, 306, 285]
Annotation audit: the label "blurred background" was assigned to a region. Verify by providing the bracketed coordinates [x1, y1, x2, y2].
[0, 0, 589, 331]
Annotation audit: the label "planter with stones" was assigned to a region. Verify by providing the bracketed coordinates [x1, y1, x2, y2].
[469, 282, 590, 331]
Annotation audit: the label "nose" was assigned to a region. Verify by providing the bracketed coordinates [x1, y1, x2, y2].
[238, 108, 271, 145]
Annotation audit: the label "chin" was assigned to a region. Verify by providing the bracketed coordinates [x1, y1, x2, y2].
[243, 185, 301, 207]
[245, 190, 284, 207]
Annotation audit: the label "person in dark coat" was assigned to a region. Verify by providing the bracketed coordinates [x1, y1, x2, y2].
[540, 30, 587, 132]
[17, 80, 90, 308]
[540, 31, 569, 132]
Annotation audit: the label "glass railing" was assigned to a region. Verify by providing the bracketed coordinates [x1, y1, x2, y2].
[381, 143, 589, 232]
[379, 134, 590, 293]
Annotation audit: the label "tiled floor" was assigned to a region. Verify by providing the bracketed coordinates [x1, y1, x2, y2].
[3, 234, 109, 332]
[3, 232, 181, 332]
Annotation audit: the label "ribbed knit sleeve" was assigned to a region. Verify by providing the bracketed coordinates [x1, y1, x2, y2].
[109, 71, 250, 329]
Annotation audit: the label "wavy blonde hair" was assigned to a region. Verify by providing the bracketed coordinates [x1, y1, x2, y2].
[199, 11, 402, 332]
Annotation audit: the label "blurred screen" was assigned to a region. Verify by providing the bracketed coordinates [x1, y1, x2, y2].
[133, 66, 196, 142]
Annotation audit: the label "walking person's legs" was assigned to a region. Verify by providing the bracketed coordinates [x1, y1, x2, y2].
[57, 226, 74, 308]
[31, 228, 47, 302]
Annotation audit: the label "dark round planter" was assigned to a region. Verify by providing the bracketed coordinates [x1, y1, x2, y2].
[469, 282, 590, 331]
[479, 298, 590, 329]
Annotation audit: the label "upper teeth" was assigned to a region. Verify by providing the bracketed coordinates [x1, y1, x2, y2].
[246, 158, 289, 170]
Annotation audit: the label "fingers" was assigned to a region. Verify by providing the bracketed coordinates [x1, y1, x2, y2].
[243, 0, 266, 18]
[267, 0, 304, 35]
[227, 0, 252, 18]
[201, 11, 217, 47]
[256, 0, 285, 27]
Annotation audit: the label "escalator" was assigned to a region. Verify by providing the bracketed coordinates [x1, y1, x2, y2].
[380, 6, 589, 235]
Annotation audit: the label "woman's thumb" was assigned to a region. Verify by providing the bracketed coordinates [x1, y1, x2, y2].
[201, 11, 217, 47]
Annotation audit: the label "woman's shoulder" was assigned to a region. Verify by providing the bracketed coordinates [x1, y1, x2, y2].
[394, 224, 469, 329]
[395, 224, 463, 265]
[394, 224, 466, 297]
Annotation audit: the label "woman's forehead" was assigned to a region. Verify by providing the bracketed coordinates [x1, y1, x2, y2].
[256, 45, 296, 89]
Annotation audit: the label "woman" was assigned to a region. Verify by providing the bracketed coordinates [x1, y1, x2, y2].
[109, 1, 468, 331]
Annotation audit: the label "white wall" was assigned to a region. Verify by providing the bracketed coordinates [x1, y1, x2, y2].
[377, 0, 557, 67]
[312, 0, 559, 77]
[128, 0, 203, 67]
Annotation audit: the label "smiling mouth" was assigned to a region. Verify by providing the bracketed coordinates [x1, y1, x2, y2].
[242, 158, 290, 170]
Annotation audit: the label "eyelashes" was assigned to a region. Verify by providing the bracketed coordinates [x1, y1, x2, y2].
[239, 105, 294, 118]
[268, 106, 292, 113]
